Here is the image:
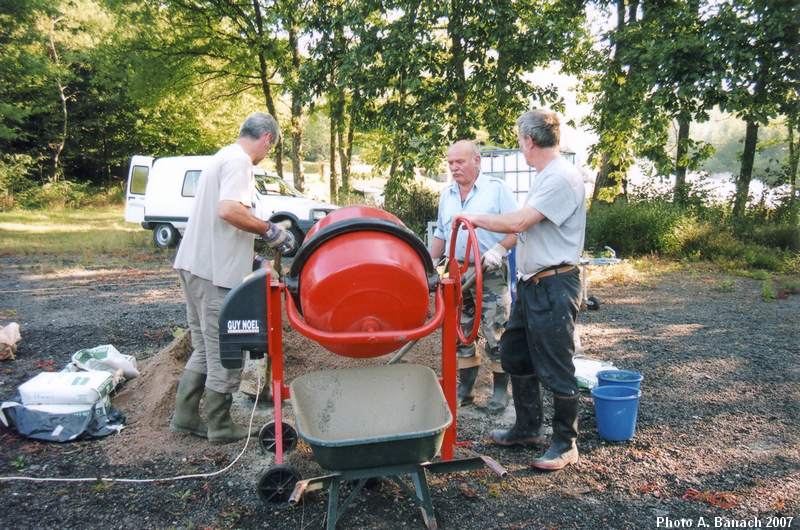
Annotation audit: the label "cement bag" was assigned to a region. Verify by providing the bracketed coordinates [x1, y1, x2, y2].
[0, 398, 125, 442]
[72, 344, 139, 379]
[0, 322, 21, 361]
[18, 371, 115, 406]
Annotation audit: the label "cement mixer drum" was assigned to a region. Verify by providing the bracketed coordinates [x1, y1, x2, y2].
[285, 206, 439, 358]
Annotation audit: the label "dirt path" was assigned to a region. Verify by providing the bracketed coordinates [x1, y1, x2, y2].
[0, 255, 798, 529]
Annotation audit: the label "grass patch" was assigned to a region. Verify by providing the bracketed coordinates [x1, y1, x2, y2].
[761, 279, 776, 301]
[584, 256, 681, 289]
[0, 206, 165, 267]
[712, 278, 736, 293]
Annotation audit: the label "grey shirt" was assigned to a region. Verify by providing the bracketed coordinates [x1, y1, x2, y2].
[516, 157, 586, 278]
[174, 143, 256, 289]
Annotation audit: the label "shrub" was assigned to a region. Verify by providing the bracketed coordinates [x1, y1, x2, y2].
[384, 181, 439, 239]
[748, 224, 800, 252]
[17, 180, 93, 209]
[663, 217, 744, 259]
[0, 154, 38, 211]
[586, 200, 684, 256]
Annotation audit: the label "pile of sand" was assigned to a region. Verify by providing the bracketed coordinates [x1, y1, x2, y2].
[103, 331, 213, 464]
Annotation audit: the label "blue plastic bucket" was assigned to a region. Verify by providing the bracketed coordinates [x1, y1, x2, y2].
[591, 385, 641, 442]
[597, 369, 643, 391]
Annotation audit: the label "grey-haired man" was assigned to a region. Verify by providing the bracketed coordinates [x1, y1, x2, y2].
[461, 109, 586, 471]
[171, 112, 296, 444]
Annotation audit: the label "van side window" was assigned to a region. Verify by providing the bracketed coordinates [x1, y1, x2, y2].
[130, 166, 149, 195]
[182, 170, 202, 197]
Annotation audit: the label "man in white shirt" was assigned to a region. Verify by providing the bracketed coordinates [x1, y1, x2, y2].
[431, 140, 518, 413]
[171, 112, 296, 444]
[460, 109, 586, 471]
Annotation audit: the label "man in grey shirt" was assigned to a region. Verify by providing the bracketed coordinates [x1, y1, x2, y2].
[461, 109, 586, 471]
[171, 112, 296, 444]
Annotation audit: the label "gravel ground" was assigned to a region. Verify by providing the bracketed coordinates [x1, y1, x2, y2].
[0, 253, 798, 530]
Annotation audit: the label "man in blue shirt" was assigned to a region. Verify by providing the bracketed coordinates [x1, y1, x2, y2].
[430, 140, 518, 413]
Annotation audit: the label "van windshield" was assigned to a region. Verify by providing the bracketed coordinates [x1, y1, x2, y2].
[255, 174, 303, 197]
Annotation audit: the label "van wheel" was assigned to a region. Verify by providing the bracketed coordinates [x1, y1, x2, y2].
[153, 224, 179, 249]
[285, 226, 304, 258]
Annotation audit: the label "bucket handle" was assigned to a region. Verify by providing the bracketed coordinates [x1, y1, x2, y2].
[285, 286, 445, 345]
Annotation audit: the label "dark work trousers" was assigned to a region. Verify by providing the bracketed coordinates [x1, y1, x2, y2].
[499, 267, 581, 397]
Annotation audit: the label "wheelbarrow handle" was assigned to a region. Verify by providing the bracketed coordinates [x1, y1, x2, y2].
[285, 286, 445, 345]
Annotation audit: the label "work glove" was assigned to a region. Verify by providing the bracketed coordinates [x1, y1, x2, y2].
[263, 223, 297, 255]
[481, 243, 507, 272]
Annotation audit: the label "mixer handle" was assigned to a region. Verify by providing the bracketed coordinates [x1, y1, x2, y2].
[449, 216, 482, 345]
[285, 286, 446, 345]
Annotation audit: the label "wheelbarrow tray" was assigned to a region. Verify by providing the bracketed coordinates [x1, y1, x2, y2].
[290, 364, 452, 471]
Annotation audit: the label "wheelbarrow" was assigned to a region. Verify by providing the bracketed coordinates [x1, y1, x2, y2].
[282, 364, 504, 529]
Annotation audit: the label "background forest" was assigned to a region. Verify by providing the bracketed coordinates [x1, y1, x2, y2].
[1, 0, 798, 269]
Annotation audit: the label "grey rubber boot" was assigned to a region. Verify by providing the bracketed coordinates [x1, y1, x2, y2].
[205, 389, 251, 444]
[457, 366, 479, 406]
[490, 374, 548, 446]
[531, 394, 579, 471]
[486, 372, 510, 413]
[169, 370, 207, 437]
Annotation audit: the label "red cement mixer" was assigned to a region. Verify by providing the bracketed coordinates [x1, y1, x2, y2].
[218, 205, 506, 530]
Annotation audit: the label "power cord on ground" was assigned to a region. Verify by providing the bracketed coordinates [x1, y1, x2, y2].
[0, 371, 262, 484]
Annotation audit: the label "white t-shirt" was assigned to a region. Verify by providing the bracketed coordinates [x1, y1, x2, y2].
[174, 143, 256, 289]
[516, 157, 586, 277]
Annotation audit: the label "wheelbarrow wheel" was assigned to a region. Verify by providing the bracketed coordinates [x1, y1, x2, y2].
[258, 420, 298, 454]
[257, 464, 301, 505]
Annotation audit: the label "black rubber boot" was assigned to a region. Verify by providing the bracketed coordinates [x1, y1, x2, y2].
[490, 375, 548, 446]
[205, 389, 251, 444]
[169, 370, 207, 437]
[531, 394, 579, 471]
[457, 366, 479, 406]
[486, 372, 510, 413]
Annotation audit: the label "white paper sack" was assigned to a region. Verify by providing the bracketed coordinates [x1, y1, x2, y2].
[0, 322, 21, 361]
[574, 357, 616, 389]
[18, 371, 115, 406]
[25, 396, 111, 415]
[72, 344, 139, 379]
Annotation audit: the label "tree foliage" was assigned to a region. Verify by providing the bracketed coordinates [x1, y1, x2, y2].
[0, 0, 797, 231]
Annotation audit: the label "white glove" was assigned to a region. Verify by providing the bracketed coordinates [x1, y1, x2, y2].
[481, 243, 507, 272]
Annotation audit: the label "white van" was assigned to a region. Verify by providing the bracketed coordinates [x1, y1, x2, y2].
[124, 155, 336, 252]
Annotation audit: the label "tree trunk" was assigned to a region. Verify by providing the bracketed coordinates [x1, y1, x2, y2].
[787, 118, 799, 222]
[732, 118, 759, 219]
[592, 153, 614, 206]
[674, 115, 691, 205]
[48, 17, 67, 183]
[252, 0, 283, 178]
[448, 0, 470, 139]
[329, 93, 338, 204]
[344, 100, 356, 188]
[590, 0, 634, 206]
[335, 92, 349, 193]
[288, 22, 304, 192]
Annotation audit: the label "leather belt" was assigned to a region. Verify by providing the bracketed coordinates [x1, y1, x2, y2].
[526, 264, 577, 285]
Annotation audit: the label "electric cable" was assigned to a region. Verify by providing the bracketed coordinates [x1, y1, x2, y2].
[0, 370, 262, 484]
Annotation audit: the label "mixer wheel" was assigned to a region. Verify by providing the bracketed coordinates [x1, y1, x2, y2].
[258, 420, 298, 454]
[257, 464, 301, 505]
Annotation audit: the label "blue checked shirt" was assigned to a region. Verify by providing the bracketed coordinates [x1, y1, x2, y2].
[434, 173, 518, 261]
